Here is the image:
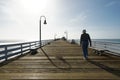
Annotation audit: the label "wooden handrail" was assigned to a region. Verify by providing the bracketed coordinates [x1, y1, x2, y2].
[0, 40, 53, 62]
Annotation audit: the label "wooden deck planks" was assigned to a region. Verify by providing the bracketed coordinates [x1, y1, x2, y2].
[0, 73, 119, 80]
[0, 40, 120, 80]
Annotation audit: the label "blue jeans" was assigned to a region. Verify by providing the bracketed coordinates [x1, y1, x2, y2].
[82, 41, 88, 59]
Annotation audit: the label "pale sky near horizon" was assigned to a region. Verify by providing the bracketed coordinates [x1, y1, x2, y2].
[0, 0, 120, 41]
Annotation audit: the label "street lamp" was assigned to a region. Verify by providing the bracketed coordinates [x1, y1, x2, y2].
[54, 34, 57, 40]
[39, 16, 47, 48]
[64, 31, 68, 40]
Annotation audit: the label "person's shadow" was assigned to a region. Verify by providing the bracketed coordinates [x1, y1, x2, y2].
[40, 48, 72, 70]
[87, 59, 120, 77]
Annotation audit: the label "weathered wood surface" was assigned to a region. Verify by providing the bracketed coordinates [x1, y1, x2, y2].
[0, 40, 120, 80]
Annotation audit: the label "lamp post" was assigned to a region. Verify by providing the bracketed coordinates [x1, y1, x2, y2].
[54, 34, 57, 40]
[39, 16, 47, 48]
[64, 31, 68, 40]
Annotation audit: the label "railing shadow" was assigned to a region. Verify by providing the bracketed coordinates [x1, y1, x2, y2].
[87, 59, 120, 77]
[0, 53, 29, 67]
[40, 48, 72, 70]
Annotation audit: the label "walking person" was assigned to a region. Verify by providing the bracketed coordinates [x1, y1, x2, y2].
[80, 29, 92, 60]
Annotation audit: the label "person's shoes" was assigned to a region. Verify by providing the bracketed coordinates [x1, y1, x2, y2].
[83, 57, 88, 60]
[83, 57, 86, 60]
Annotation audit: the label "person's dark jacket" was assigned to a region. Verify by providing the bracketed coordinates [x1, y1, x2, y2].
[80, 33, 91, 46]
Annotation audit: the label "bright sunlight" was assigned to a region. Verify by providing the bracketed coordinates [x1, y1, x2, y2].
[18, 0, 49, 14]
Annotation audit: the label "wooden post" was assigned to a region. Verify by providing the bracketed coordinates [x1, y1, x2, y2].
[21, 44, 23, 55]
[5, 46, 8, 61]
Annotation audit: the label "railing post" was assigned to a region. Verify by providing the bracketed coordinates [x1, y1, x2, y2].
[29, 43, 31, 50]
[93, 41, 96, 49]
[35, 41, 37, 48]
[37, 41, 39, 48]
[21, 44, 23, 55]
[5, 46, 8, 61]
[104, 43, 107, 49]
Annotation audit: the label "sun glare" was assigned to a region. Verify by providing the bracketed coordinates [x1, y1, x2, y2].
[19, 0, 48, 14]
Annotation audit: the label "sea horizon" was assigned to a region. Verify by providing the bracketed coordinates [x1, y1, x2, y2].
[0, 38, 120, 43]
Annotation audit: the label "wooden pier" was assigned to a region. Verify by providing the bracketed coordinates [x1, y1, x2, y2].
[0, 40, 120, 80]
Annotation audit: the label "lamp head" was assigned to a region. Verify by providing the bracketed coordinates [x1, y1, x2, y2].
[44, 20, 47, 24]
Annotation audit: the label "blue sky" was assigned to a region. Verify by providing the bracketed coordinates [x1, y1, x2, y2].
[0, 0, 120, 41]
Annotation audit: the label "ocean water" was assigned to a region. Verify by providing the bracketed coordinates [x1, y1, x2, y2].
[92, 39, 120, 43]
[0, 40, 52, 45]
[0, 40, 23, 45]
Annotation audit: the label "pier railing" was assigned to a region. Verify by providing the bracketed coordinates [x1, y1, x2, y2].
[0, 40, 52, 62]
[68, 39, 120, 56]
[92, 41, 120, 56]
